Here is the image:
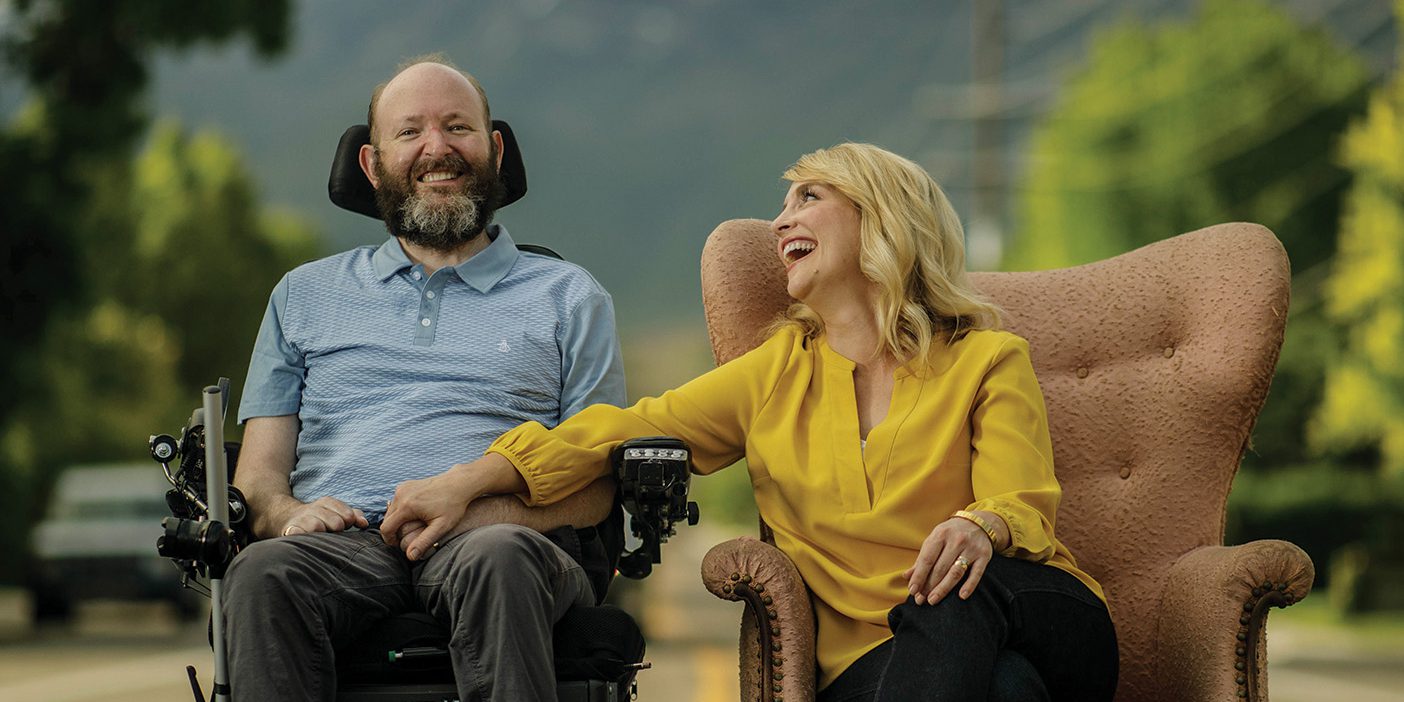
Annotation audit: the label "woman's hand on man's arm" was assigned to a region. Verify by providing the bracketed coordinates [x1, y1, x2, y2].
[380, 452, 528, 561]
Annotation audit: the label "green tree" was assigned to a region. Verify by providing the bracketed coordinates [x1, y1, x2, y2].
[1313, 0, 1404, 476]
[1300, 3, 1404, 606]
[1004, 0, 1372, 472]
[124, 124, 320, 396]
[0, 0, 291, 427]
[0, 0, 295, 585]
[1007, 0, 1369, 274]
[0, 121, 321, 487]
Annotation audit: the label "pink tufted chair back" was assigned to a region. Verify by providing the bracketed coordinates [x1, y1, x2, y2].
[700, 220, 1298, 701]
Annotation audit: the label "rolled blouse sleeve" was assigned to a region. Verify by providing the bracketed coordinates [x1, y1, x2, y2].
[964, 336, 1061, 562]
[489, 327, 798, 505]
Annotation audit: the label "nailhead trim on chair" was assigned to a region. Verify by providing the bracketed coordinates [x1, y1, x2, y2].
[724, 571, 785, 702]
[1238, 580, 1294, 700]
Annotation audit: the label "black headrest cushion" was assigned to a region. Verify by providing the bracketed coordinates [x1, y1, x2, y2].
[328, 120, 528, 219]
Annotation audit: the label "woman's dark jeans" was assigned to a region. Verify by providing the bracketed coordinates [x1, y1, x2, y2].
[817, 556, 1118, 702]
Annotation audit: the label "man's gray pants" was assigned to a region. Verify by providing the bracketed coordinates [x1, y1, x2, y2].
[221, 524, 595, 702]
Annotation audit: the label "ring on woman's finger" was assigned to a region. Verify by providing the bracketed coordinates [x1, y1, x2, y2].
[955, 555, 970, 570]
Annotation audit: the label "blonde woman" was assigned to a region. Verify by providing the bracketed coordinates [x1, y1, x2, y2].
[383, 143, 1118, 701]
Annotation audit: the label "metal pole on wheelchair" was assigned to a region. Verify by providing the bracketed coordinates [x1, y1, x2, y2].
[203, 385, 233, 702]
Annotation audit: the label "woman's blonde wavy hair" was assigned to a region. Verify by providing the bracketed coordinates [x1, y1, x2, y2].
[772, 143, 1003, 365]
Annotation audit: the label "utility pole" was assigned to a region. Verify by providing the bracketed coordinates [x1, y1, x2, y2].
[969, 0, 1004, 270]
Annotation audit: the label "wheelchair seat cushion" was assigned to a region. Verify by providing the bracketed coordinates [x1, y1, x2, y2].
[338, 612, 455, 684]
[542, 512, 625, 605]
[336, 605, 644, 686]
[552, 604, 645, 684]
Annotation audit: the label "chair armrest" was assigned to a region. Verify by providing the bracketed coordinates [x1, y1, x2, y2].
[1156, 540, 1315, 702]
[701, 538, 815, 702]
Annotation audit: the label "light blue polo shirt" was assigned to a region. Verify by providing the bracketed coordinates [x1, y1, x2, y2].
[238, 225, 626, 524]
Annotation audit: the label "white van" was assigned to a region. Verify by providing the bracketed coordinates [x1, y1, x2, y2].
[30, 463, 202, 621]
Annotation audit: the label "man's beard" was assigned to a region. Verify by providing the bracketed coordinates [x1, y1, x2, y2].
[373, 148, 506, 252]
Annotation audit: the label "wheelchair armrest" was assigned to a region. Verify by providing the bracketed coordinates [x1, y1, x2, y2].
[1155, 540, 1314, 702]
[702, 537, 815, 702]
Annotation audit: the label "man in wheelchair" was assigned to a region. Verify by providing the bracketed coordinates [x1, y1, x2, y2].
[223, 55, 628, 701]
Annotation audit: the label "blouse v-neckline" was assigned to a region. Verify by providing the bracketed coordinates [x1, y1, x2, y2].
[817, 338, 920, 513]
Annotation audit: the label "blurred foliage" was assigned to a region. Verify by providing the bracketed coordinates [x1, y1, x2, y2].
[0, 0, 303, 586]
[1006, 0, 1372, 474]
[1008, 0, 1369, 273]
[692, 459, 760, 528]
[1008, 0, 1404, 599]
[0, 127, 318, 586]
[1227, 464, 1404, 595]
[125, 124, 321, 393]
[1312, 0, 1404, 478]
[1305, 0, 1404, 607]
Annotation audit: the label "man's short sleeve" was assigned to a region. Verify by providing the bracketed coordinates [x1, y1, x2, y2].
[237, 275, 306, 424]
[557, 291, 626, 421]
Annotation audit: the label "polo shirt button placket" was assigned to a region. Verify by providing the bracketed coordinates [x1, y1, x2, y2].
[414, 270, 440, 345]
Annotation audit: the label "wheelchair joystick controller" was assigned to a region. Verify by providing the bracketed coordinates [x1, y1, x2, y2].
[150, 379, 247, 581]
[612, 437, 700, 579]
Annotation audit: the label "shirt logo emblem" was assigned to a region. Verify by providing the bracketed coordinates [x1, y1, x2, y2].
[497, 339, 511, 353]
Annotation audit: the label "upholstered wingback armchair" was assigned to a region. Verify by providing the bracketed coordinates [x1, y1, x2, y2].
[697, 221, 1315, 702]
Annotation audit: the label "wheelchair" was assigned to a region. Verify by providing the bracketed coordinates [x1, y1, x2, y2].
[149, 122, 699, 702]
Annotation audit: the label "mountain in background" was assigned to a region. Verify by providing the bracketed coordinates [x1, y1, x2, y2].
[11, 0, 1395, 337]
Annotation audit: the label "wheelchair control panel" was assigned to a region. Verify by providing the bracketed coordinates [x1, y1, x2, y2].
[612, 436, 701, 579]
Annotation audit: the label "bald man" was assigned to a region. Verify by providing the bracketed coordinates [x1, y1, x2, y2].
[223, 57, 626, 701]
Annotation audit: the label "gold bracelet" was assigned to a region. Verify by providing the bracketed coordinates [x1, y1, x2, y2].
[953, 510, 998, 547]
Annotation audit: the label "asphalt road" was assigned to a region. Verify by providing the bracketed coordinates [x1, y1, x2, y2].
[0, 524, 746, 702]
[2, 524, 1401, 702]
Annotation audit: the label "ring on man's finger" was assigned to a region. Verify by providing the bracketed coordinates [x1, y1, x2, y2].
[282, 524, 296, 537]
[955, 555, 970, 570]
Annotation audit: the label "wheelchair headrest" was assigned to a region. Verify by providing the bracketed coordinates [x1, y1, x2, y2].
[328, 120, 528, 219]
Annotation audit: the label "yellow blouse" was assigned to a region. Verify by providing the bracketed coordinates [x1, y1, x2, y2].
[489, 325, 1103, 688]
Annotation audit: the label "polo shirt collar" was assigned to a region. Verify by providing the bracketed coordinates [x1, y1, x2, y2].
[370, 224, 520, 292]
[371, 237, 413, 280]
[454, 225, 519, 293]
